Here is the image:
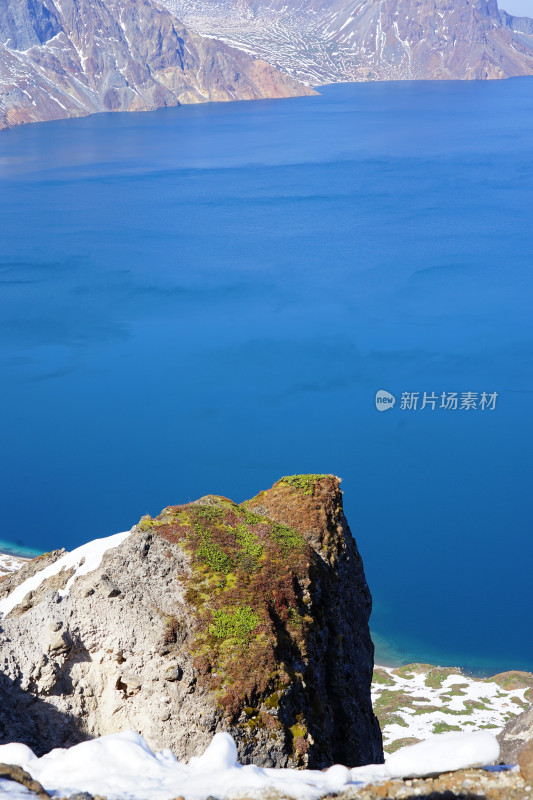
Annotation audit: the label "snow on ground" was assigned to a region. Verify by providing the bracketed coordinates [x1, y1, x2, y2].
[0, 553, 28, 577]
[385, 730, 500, 778]
[0, 729, 500, 800]
[0, 530, 131, 618]
[0, 779, 35, 798]
[372, 663, 533, 754]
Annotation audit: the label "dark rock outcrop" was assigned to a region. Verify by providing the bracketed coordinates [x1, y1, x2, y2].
[0, 475, 383, 768]
[242, 475, 381, 767]
[0, 0, 313, 131]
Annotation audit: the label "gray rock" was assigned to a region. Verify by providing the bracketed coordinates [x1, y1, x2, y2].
[0, 475, 382, 768]
[97, 577, 121, 598]
[164, 665, 184, 682]
[65, 794, 95, 800]
[498, 704, 533, 764]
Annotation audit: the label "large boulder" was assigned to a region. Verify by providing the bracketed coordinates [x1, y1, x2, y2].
[0, 475, 383, 768]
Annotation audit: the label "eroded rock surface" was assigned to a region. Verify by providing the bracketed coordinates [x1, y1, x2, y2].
[0, 475, 382, 768]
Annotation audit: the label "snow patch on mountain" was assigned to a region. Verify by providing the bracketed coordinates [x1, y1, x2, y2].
[0, 530, 131, 618]
[160, 0, 533, 84]
[372, 663, 532, 754]
[0, 552, 27, 577]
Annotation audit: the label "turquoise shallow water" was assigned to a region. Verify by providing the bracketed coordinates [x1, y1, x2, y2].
[0, 539, 41, 558]
[0, 79, 532, 674]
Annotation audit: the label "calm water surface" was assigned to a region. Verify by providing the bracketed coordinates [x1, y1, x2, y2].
[1, 80, 532, 673]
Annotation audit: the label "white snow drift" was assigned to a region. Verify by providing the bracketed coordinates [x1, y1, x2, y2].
[0, 729, 500, 800]
[385, 731, 500, 778]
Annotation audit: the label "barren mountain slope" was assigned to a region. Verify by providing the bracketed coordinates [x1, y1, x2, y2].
[161, 0, 533, 83]
[0, 0, 313, 130]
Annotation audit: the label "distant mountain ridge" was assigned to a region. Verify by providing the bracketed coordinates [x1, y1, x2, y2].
[2, 0, 532, 131]
[0, 0, 313, 131]
[161, 0, 533, 84]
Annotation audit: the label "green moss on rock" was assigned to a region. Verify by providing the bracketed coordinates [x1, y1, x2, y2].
[424, 667, 462, 688]
[210, 607, 259, 643]
[413, 705, 443, 715]
[276, 475, 332, 496]
[374, 689, 428, 715]
[380, 713, 408, 728]
[131, 474, 383, 769]
[446, 683, 468, 696]
[140, 495, 311, 717]
[290, 722, 308, 740]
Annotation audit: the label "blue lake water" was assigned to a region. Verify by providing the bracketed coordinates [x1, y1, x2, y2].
[1, 79, 532, 675]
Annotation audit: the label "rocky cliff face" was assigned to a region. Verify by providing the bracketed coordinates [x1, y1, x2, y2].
[0, 0, 313, 131]
[0, 475, 383, 768]
[162, 0, 533, 84]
